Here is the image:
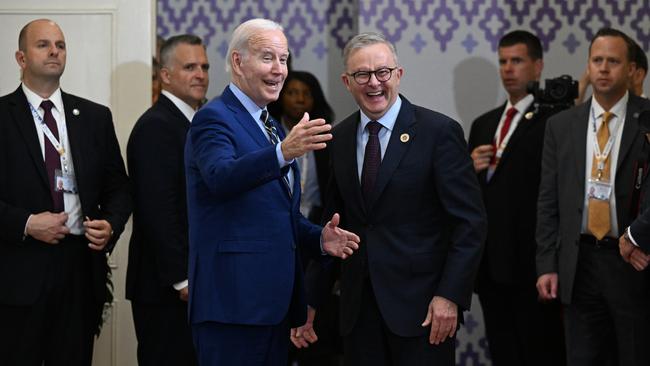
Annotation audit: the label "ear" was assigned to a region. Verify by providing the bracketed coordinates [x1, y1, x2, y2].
[15, 50, 26, 69]
[341, 73, 351, 90]
[159, 67, 171, 86]
[231, 51, 244, 76]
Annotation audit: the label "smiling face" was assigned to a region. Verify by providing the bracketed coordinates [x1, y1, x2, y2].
[230, 29, 289, 107]
[342, 42, 403, 121]
[15, 19, 66, 88]
[160, 43, 209, 109]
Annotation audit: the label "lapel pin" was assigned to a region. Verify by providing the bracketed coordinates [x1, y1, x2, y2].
[525, 111, 534, 120]
[72, 108, 80, 116]
[400, 133, 410, 143]
[634, 112, 639, 118]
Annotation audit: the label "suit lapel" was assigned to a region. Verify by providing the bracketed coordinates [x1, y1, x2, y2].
[222, 86, 269, 148]
[369, 97, 417, 208]
[496, 104, 535, 173]
[9, 87, 50, 189]
[616, 97, 642, 173]
[158, 93, 191, 126]
[571, 102, 590, 187]
[336, 112, 366, 215]
[62, 92, 86, 200]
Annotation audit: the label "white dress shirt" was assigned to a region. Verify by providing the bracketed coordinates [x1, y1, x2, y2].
[22, 83, 83, 235]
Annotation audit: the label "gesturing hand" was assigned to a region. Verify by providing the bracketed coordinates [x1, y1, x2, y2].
[321, 213, 360, 259]
[281, 112, 332, 161]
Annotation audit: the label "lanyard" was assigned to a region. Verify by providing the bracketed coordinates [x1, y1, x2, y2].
[29, 102, 70, 174]
[494, 110, 519, 158]
[590, 106, 621, 174]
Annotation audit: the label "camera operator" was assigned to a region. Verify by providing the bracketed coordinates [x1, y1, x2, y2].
[468, 30, 566, 366]
[536, 28, 650, 365]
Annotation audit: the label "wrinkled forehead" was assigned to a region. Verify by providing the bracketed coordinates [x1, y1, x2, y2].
[247, 29, 288, 54]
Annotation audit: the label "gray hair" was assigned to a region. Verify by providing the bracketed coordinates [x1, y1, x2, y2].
[159, 34, 204, 69]
[226, 18, 284, 73]
[342, 32, 399, 69]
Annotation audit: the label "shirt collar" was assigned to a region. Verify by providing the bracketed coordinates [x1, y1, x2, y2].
[229, 82, 265, 121]
[506, 94, 534, 114]
[161, 89, 196, 122]
[359, 96, 402, 132]
[591, 91, 629, 122]
[22, 83, 64, 114]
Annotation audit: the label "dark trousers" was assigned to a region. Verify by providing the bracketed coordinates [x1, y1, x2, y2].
[343, 280, 454, 366]
[564, 242, 650, 366]
[132, 301, 197, 366]
[0, 236, 98, 366]
[192, 316, 290, 366]
[478, 278, 566, 366]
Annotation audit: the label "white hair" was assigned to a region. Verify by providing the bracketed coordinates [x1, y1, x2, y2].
[225, 18, 284, 73]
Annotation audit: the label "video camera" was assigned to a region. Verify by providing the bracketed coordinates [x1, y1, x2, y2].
[527, 75, 578, 112]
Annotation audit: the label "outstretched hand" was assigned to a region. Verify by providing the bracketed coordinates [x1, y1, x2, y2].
[321, 213, 360, 259]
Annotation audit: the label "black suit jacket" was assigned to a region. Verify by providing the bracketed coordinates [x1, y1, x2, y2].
[126, 94, 190, 304]
[468, 102, 552, 288]
[0, 86, 130, 312]
[323, 96, 486, 337]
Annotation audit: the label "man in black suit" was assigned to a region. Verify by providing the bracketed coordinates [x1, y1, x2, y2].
[536, 28, 650, 365]
[0, 19, 130, 365]
[467, 30, 565, 366]
[293, 32, 486, 366]
[126, 34, 208, 366]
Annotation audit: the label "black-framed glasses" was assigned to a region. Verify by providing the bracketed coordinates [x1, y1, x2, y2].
[347, 67, 398, 85]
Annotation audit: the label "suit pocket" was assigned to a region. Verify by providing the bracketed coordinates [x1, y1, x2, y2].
[217, 240, 271, 253]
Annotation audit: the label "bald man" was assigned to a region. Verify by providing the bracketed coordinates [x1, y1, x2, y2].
[0, 19, 130, 365]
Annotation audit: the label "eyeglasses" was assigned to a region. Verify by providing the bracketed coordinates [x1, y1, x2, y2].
[347, 67, 398, 85]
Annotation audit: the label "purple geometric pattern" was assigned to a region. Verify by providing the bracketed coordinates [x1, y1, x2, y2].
[426, 0, 459, 52]
[158, 0, 650, 57]
[530, 0, 561, 51]
[504, 0, 534, 25]
[454, 0, 485, 25]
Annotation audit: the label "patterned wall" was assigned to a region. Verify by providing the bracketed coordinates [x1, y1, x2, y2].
[158, 1, 650, 365]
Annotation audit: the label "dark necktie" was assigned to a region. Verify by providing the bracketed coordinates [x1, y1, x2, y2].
[260, 110, 291, 194]
[361, 121, 382, 201]
[41, 100, 64, 212]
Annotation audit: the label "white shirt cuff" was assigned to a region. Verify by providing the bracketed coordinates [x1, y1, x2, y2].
[173, 279, 188, 291]
[627, 226, 640, 247]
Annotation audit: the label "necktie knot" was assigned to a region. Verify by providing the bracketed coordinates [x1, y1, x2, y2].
[506, 107, 518, 119]
[367, 121, 382, 136]
[41, 100, 54, 112]
[602, 111, 613, 126]
[260, 109, 269, 126]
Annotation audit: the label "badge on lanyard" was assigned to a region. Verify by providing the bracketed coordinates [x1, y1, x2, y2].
[587, 179, 612, 201]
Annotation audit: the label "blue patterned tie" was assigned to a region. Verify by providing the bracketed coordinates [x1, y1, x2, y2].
[261, 110, 292, 194]
[361, 121, 382, 201]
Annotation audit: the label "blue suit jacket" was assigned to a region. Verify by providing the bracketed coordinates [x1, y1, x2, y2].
[185, 86, 322, 327]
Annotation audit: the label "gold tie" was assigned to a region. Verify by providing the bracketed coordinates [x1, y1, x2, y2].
[587, 111, 613, 239]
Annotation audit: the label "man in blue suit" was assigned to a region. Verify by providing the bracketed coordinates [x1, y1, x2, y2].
[184, 18, 360, 366]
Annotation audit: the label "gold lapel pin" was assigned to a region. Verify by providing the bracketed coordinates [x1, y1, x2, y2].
[72, 108, 80, 116]
[400, 133, 410, 143]
[525, 111, 534, 120]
